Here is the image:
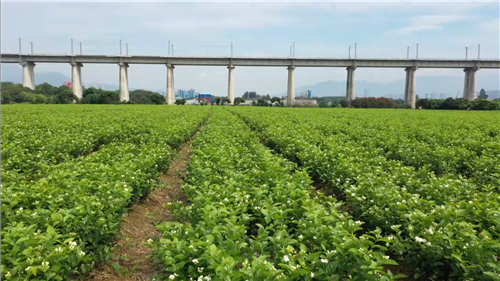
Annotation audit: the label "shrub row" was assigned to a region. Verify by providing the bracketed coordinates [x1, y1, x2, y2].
[1, 106, 210, 280]
[152, 109, 401, 280]
[234, 108, 500, 280]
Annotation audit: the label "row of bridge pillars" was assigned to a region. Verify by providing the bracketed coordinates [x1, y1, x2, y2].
[20, 62, 480, 107]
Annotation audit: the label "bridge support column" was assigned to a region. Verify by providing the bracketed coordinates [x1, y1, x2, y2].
[287, 66, 295, 107]
[463, 67, 478, 100]
[345, 66, 356, 102]
[119, 63, 130, 102]
[404, 66, 417, 109]
[227, 65, 235, 105]
[166, 64, 175, 105]
[71, 62, 83, 101]
[21, 62, 36, 90]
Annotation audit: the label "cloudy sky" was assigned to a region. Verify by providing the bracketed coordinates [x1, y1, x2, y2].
[2, 0, 499, 96]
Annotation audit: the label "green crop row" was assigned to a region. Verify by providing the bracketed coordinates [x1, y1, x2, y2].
[152, 109, 403, 281]
[236, 108, 500, 184]
[232, 108, 500, 280]
[1, 106, 210, 280]
[1, 105, 209, 183]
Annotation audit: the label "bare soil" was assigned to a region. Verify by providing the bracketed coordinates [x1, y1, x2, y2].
[87, 137, 195, 281]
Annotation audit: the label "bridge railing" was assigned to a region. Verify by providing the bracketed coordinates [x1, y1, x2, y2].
[3, 53, 500, 61]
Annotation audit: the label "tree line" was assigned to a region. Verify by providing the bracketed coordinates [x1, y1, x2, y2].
[1, 82, 166, 104]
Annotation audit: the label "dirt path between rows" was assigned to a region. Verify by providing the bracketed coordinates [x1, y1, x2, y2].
[88, 134, 197, 281]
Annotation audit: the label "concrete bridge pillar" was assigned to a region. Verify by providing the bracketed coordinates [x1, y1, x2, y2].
[287, 66, 295, 107]
[463, 67, 478, 100]
[404, 66, 417, 109]
[71, 62, 83, 101]
[166, 64, 175, 105]
[345, 66, 356, 102]
[227, 65, 235, 104]
[119, 62, 130, 102]
[21, 61, 36, 90]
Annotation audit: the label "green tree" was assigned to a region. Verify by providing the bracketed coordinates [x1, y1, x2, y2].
[318, 101, 330, 108]
[175, 98, 187, 105]
[256, 98, 269, 106]
[1, 92, 13, 104]
[478, 89, 489, 99]
[234, 97, 245, 105]
[331, 100, 340, 108]
[270, 97, 282, 105]
[150, 93, 166, 104]
[221, 97, 231, 105]
[54, 86, 77, 104]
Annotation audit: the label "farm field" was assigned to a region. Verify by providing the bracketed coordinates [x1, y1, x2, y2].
[1, 105, 499, 281]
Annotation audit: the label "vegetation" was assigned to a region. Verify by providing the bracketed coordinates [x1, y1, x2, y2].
[1, 105, 210, 280]
[152, 110, 400, 280]
[417, 97, 500, 110]
[234, 107, 500, 280]
[2, 105, 499, 280]
[175, 98, 187, 105]
[1, 82, 76, 104]
[234, 97, 245, 105]
[1, 82, 166, 104]
[350, 97, 398, 108]
[129, 89, 166, 104]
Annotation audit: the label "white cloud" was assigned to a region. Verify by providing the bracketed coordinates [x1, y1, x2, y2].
[387, 15, 473, 35]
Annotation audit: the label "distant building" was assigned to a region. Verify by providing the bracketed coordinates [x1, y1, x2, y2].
[199, 94, 212, 103]
[176, 89, 197, 99]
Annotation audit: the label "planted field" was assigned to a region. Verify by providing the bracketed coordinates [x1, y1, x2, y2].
[1, 105, 499, 280]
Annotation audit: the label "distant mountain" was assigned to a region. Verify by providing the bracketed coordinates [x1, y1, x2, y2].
[2, 64, 71, 86]
[1, 64, 120, 90]
[292, 75, 500, 99]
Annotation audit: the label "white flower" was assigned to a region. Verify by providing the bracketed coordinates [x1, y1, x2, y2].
[224, 198, 228, 202]
[198, 267, 204, 273]
[147, 238, 153, 243]
[321, 258, 328, 263]
[41, 261, 50, 268]
[415, 236, 426, 243]
[283, 255, 290, 262]
[192, 259, 199, 264]
[354, 221, 362, 225]
[384, 255, 390, 260]
[310, 272, 314, 277]
[426, 242, 431, 246]
[169, 274, 175, 280]
[79, 251, 85, 256]
[69, 241, 77, 250]
[5, 271, 11, 277]
[298, 235, 303, 240]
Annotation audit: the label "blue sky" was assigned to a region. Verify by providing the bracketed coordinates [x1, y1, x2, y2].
[1, 1, 499, 95]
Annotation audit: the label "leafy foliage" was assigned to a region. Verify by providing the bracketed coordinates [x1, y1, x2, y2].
[152, 110, 401, 280]
[1, 105, 210, 280]
[233, 107, 500, 280]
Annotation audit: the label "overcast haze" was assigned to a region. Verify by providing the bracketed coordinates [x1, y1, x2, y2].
[1, 1, 499, 96]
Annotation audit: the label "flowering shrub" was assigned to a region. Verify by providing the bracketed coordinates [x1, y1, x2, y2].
[1, 105, 210, 280]
[152, 110, 402, 280]
[233, 107, 500, 280]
